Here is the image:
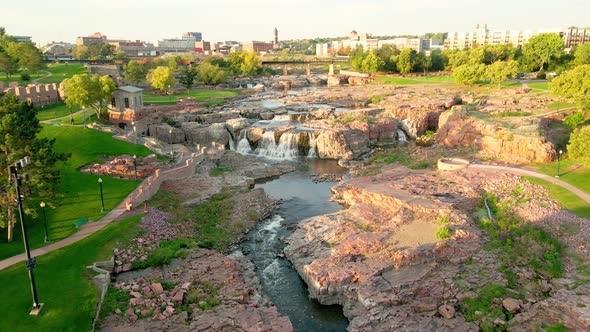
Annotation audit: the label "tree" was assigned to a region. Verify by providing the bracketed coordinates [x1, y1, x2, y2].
[0, 95, 68, 241]
[360, 52, 384, 73]
[124, 60, 147, 85]
[197, 62, 228, 85]
[62, 74, 116, 118]
[443, 49, 470, 70]
[397, 49, 418, 74]
[0, 51, 18, 78]
[114, 51, 128, 60]
[373, 45, 399, 72]
[179, 66, 198, 89]
[147, 66, 175, 93]
[567, 125, 590, 166]
[453, 63, 486, 85]
[551, 64, 590, 110]
[522, 33, 565, 71]
[72, 42, 114, 60]
[350, 45, 366, 71]
[574, 43, 590, 66]
[416, 52, 430, 73]
[486, 60, 520, 87]
[482, 45, 518, 64]
[240, 52, 262, 76]
[16, 42, 46, 72]
[429, 49, 447, 71]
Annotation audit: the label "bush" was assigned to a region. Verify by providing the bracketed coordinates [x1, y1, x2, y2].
[20, 72, 31, 81]
[536, 70, 547, 79]
[567, 125, 590, 166]
[436, 226, 453, 239]
[563, 112, 586, 130]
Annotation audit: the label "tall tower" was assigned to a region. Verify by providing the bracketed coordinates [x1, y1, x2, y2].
[273, 27, 279, 47]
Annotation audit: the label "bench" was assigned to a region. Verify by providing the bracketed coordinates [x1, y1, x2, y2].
[73, 217, 89, 228]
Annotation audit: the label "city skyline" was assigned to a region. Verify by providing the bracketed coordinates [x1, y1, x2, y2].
[1, 0, 589, 44]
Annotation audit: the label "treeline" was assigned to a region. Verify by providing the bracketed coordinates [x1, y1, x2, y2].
[0, 28, 45, 79]
[123, 51, 266, 90]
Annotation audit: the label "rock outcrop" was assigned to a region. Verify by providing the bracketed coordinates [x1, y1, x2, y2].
[436, 110, 556, 163]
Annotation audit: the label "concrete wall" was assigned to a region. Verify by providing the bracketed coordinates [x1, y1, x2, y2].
[3, 83, 63, 106]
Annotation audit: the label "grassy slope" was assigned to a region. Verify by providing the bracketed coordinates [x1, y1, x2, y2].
[0, 126, 151, 259]
[1, 63, 87, 86]
[523, 176, 590, 219]
[0, 214, 143, 332]
[143, 89, 239, 105]
[36, 102, 80, 121]
[533, 159, 590, 195]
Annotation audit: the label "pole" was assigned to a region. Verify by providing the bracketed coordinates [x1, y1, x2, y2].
[556, 149, 563, 178]
[9, 163, 42, 314]
[99, 179, 105, 212]
[133, 155, 137, 181]
[41, 203, 49, 242]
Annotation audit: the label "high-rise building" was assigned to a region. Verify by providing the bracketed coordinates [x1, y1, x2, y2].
[273, 27, 279, 46]
[561, 27, 590, 52]
[183, 32, 203, 42]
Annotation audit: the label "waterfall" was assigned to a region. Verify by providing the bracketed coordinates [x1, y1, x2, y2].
[257, 131, 300, 160]
[307, 133, 318, 158]
[231, 130, 252, 154]
[397, 129, 408, 142]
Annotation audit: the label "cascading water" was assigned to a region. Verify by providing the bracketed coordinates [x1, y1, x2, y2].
[257, 131, 300, 160]
[308, 134, 318, 158]
[397, 128, 408, 142]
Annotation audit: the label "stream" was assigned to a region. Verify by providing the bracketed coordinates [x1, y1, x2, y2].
[240, 159, 349, 332]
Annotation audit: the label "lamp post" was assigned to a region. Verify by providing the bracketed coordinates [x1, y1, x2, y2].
[168, 85, 171, 103]
[133, 155, 138, 181]
[98, 178, 105, 212]
[133, 125, 137, 144]
[8, 157, 43, 315]
[168, 128, 173, 145]
[556, 149, 564, 178]
[40, 202, 49, 243]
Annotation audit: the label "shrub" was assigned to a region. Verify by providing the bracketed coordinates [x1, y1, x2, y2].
[20, 72, 31, 81]
[536, 70, 546, 79]
[567, 125, 590, 166]
[563, 112, 586, 130]
[436, 226, 453, 239]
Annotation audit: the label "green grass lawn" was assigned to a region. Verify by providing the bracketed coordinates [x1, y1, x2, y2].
[36, 102, 80, 121]
[523, 176, 590, 219]
[527, 82, 549, 90]
[1, 63, 87, 86]
[37, 63, 88, 84]
[0, 214, 143, 332]
[143, 89, 239, 105]
[374, 75, 453, 85]
[546, 101, 577, 110]
[0, 126, 151, 260]
[533, 159, 590, 195]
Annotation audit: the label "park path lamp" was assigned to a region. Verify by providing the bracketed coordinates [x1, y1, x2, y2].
[98, 178, 105, 212]
[9, 156, 44, 315]
[556, 149, 564, 178]
[168, 85, 171, 103]
[168, 128, 173, 145]
[133, 155, 138, 181]
[40, 202, 49, 243]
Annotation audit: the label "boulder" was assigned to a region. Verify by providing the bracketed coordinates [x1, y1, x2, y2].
[438, 304, 456, 319]
[502, 297, 521, 312]
[182, 122, 230, 147]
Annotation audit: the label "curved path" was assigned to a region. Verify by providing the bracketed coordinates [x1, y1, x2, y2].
[32, 70, 52, 83]
[468, 164, 590, 204]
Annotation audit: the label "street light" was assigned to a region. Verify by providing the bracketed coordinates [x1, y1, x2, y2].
[98, 178, 105, 212]
[40, 202, 49, 243]
[8, 156, 44, 315]
[168, 128, 173, 145]
[133, 155, 138, 181]
[556, 149, 564, 178]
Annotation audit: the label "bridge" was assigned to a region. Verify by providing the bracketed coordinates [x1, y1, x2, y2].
[261, 58, 350, 75]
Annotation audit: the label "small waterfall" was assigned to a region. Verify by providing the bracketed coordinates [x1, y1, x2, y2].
[308, 133, 318, 158]
[257, 131, 300, 160]
[231, 130, 252, 154]
[397, 129, 408, 142]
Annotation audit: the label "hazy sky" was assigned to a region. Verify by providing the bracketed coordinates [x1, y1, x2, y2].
[1, 0, 588, 45]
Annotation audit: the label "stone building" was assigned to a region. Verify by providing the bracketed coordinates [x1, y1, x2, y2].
[242, 41, 275, 53]
[2, 83, 63, 106]
[108, 86, 144, 124]
[76, 32, 108, 46]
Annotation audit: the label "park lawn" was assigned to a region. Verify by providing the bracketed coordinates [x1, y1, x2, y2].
[36, 63, 88, 84]
[143, 89, 239, 105]
[374, 75, 454, 85]
[0, 126, 151, 260]
[527, 82, 549, 90]
[523, 177, 590, 219]
[0, 71, 46, 86]
[533, 159, 590, 195]
[36, 102, 80, 121]
[546, 101, 577, 110]
[0, 214, 143, 332]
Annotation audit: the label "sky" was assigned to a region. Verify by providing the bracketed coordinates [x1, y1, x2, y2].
[1, 0, 589, 45]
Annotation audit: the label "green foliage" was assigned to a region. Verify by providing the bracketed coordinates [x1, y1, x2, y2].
[574, 42, 590, 66]
[478, 192, 564, 279]
[101, 287, 130, 318]
[209, 167, 231, 176]
[147, 66, 175, 92]
[228, 51, 262, 76]
[360, 52, 384, 73]
[551, 65, 590, 110]
[19, 72, 30, 81]
[453, 63, 486, 85]
[350, 45, 366, 71]
[460, 284, 509, 331]
[486, 60, 520, 86]
[124, 60, 147, 85]
[495, 111, 532, 117]
[63, 74, 116, 118]
[567, 125, 590, 166]
[443, 49, 471, 70]
[437, 216, 450, 224]
[185, 282, 220, 310]
[397, 49, 419, 74]
[178, 66, 198, 89]
[544, 323, 570, 332]
[132, 238, 196, 269]
[522, 33, 565, 71]
[197, 62, 228, 85]
[435, 226, 453, 239]
[367, 95, 385, 104]
[190, 192, 236, 251]
[373, 44, 399, 71]
[72, 42, 115, 60]
[429, 49, 447, 71]
[563, 111, 586, 130]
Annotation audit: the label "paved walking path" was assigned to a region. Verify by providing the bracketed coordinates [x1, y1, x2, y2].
[0, 202, 127, 271]
[32, 70, 52, 83]
[469, 164, 590, 204]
